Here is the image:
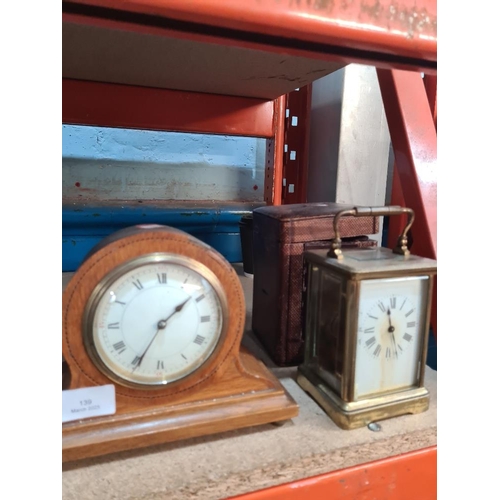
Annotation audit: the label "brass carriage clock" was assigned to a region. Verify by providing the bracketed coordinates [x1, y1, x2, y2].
[297, 206, 437, 429]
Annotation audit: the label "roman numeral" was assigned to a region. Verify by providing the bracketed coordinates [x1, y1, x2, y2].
[405, 309, 414, 318]
[115, 300, 126, 305]
[200, 315, 210, 323]
[196, 294, 205, 303]
[113, 341, 126, 354]
[366, 336, 376, 348]
[157, 273, 167, 284]
[399, 298, 407, 311]
[368, 314, 378, 320]
[132, 279, 143, 290]
[108, 322, 120, 329]
[377, 301, 386, 312]
[181, 354, 187, 360]
[398, 344, 403, 352]
[157, 360, 164, 370]
[373, 344, 381, 357]
[386, 347, 391, 359]
[407, 321, 416, 328]
[194, 335, 205, 345]
[131, 356, 140, 366]
[403, 333, 413, 342]
[364, 327, 375, 333]
[390, 297, 396, 309]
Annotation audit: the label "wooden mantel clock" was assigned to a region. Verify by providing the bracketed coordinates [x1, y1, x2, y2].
[62, 225, 298, 462]
[297, 206, 437, 430]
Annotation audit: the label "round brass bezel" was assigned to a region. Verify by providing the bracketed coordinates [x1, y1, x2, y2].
[82, 252, 229, 390]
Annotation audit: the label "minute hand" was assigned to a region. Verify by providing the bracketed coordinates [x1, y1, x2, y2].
[133, 296, 191, 370]
[387, 308, 397, 357]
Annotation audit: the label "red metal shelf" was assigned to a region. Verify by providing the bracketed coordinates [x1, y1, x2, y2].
[227, 446, 437, 500]
[63, 79, 276, 137]
[63, 0, 436, 75]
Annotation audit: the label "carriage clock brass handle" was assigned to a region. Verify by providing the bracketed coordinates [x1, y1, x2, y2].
[327, 206, 415, 259]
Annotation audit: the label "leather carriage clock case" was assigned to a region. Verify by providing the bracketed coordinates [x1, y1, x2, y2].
[252, 203, 379, 366]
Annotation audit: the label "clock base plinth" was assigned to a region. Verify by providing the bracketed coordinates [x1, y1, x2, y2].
[62, 351, 298, 463]
[297, 368, 429, 430]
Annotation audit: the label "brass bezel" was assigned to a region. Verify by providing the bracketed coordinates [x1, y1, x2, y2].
[82, 252, 229, 390]
[343, 274, 433, 402]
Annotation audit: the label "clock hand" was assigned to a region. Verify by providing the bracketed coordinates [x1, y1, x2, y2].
[387, 308, 398, 358]
[133, 296, 192, 370]
[391, 332, 398, 358]
[162, 296, 192, 324]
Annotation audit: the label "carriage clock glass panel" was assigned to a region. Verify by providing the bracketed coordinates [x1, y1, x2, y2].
[305, 268, 345, 394]
[354, 275, 429, 399]
[84, 256, 224, 388]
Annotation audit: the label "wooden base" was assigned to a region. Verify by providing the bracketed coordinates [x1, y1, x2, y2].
[63, 351, 298, 462]
[297, 368, 429, 430]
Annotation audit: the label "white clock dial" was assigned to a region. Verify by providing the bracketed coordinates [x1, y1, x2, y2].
[354, 276, 429, 399]
[86, 255, 224, 387]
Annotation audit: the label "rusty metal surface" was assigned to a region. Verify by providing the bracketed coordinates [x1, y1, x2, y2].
[62, 0, 437, 73]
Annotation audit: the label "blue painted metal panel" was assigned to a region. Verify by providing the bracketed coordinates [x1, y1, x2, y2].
[426, 329, 437, 370]
[62, 203, 261, 272]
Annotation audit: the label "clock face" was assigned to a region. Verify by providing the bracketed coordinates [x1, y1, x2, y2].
[354, 276, 429, 400]
[84, 254, 225, 388]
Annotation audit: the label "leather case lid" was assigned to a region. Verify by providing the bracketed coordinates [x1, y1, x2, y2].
[253, 203, 379, 244]
[254, 202, 358, 221]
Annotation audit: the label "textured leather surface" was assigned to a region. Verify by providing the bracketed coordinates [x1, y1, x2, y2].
[252, 204, 378, 366]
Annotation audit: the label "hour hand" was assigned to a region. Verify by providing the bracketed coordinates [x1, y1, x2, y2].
[175, 296, 191, 313]
[163, 296, 191, 323]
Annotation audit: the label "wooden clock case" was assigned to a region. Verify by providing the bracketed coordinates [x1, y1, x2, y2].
[62, 225, 298, 462]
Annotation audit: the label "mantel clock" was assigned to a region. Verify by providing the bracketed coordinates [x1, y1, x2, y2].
[62, 224, 298, 461]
